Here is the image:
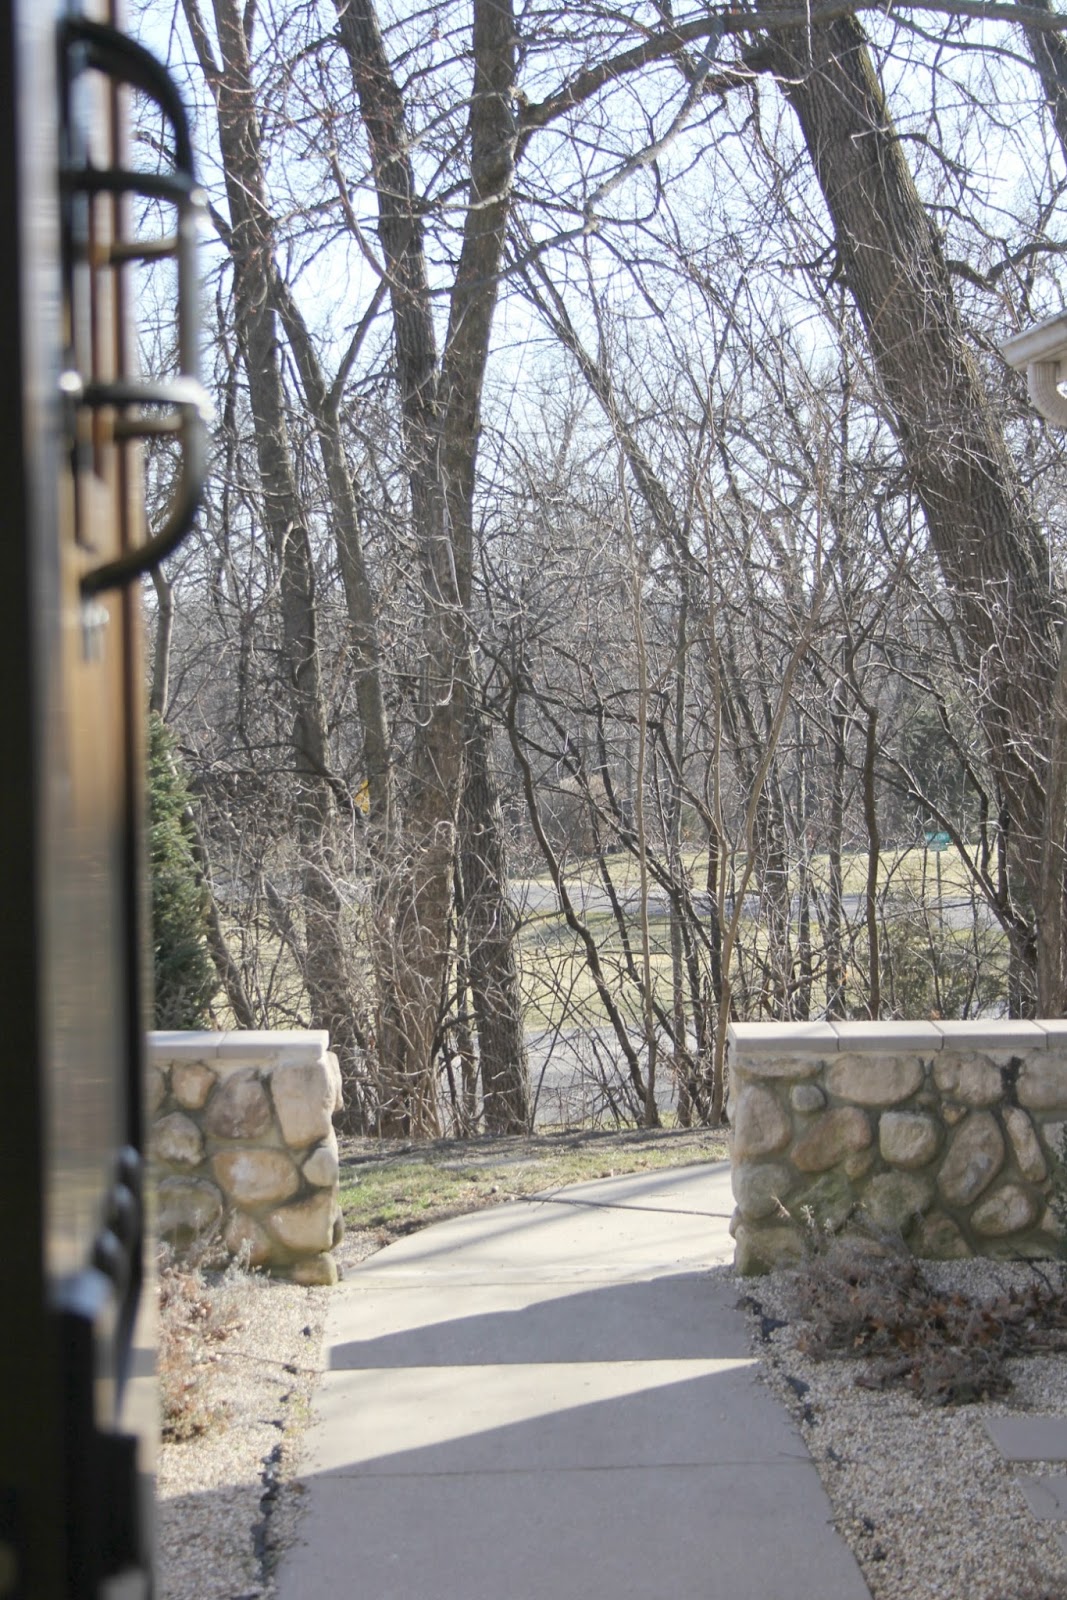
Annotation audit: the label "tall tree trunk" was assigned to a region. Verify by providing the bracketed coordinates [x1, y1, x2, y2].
[184, 802, 258, 1030]
[268, 269, 405, 1108]
[184, 0, 368, 1126]
[622, 477, 661, 1129]
[460, 702, 529, 1131]
[336, 0, 525, 1129]
[794, 713, 813, 1021]
[669, 582, 691, 1121]
[860, 700, 881, 1019]
[269, 271, 392, 831]
[757, 15, 1057, 1003]
[825, 679, 848, 1018]
[1018, 0, 1067, 1016]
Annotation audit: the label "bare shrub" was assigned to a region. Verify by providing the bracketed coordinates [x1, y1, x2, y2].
[785, 1234, 1067, 1406]
[157, 1240, 256, 1442]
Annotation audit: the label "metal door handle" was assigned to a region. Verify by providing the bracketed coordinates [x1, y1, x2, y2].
[61, 18, 213, 596]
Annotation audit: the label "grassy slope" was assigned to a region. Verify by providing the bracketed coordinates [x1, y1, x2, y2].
[336, 1125, 729, 1252]
[525, 842, 976, 898]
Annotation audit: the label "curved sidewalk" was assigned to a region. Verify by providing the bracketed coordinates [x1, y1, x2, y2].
[275, 1162, 871, 1600]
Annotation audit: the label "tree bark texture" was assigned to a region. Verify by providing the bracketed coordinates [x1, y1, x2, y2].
[759, 16, 1058, 982]
[1017, 0, 1067, 1015]
[459, 703, 529, 1132]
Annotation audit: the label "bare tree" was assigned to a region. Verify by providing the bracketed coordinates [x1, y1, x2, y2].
[137, 0, 1067, 1141]
[181, 0, 370, 1122]
[334, 0, 528, 1132]
[751, 11, 1060, 1006]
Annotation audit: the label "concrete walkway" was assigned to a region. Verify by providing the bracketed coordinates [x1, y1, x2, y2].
[275, 1163, 871, 1600]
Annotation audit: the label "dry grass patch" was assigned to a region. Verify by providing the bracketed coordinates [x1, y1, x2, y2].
[157, 1243, 260, 1441]
[337, 1125, 728, 1246]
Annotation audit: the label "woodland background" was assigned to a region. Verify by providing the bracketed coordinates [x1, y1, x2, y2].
[136, 0, 1067, 1136]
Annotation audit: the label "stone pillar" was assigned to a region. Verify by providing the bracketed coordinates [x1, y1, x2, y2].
[148, 1030, 345, 1285]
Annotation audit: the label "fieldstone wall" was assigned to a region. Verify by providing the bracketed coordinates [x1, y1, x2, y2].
[729, 1020, 1067, 1275]
[148, 1030, 344, 1285]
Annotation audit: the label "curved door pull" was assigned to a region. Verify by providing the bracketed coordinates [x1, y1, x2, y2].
[61, 17, 212, 596]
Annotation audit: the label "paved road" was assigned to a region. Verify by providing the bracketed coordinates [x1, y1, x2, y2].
[515, 879, 990, 932]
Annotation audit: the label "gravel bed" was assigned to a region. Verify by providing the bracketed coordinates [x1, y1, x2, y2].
[743, 1256, 1067, 1600]
[154, 1225, 383, 1600]
[155, 1273, 324, 1600]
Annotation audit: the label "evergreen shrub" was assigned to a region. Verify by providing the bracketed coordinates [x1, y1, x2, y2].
[148, 712, 217, 1029]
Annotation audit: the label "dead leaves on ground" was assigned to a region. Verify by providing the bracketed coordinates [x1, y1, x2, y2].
[782, 1241, 1067, 1406]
